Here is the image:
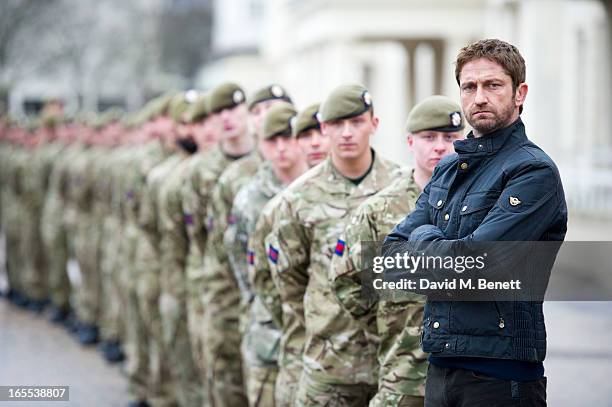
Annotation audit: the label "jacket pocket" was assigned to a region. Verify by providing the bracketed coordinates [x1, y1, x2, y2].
[458, 191, 499, 236]
[427, 186, 449, 228]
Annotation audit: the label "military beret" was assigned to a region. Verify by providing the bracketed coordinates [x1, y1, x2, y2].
[185, 92, 210, 123]
[168, 92, 198, 124]
[319, 84, 373, 122]
[262, 101, 297, 139]
[292, 103, 320, 137]
[94, 107, 124, 130]
[150, 92, 178, 118]
[208, 82, 246, 114]
[406, 95, 465, 133]
[248, 84, 292, 110]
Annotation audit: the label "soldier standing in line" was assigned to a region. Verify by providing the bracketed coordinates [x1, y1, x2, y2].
[265, 84, 398, 406]
[198, 84, 288, 407]
[155, 91, 205, 407]
[120, 94, 176, 407]
[226, 102, 309, 407]
[180, 83, 254, 406]
[248, 103, 330, 407]
[331, 96, 465, 406]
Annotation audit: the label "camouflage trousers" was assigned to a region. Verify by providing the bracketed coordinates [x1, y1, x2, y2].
[274, 363, 300, 407]
[73, 219, 102, 325]
[159, 291, 203, 407]
[133, 236, 176, 407]
[201, 280, 247, 407]
[368, 392, 424, 407]
[20, 210, 48, 301]
[186, 291, 207, 384]
[244, 363, 277, 407]
[1, 201, 20, 294]
[41, 212, 70, 311]
[98, 216, 123, 342]
[377, 301, 427, 400]
[295, 372, 377, 407]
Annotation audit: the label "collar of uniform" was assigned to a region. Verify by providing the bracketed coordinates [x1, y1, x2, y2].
[454, 118, 524, 155]
[326, 148, 394, 195]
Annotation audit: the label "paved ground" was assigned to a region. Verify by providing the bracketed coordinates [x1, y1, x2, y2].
[0, 300, 130, 407]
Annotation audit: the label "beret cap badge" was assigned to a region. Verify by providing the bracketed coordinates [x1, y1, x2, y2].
[450, 111, 462, 127]
[233, 90, 245, 104]
[362, 91, 372, 107]
[271, 85, 284, 98]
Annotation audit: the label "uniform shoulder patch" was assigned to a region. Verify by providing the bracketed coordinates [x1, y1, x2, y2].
[334, 239, 346, 256]
[268, 245, 279, 264]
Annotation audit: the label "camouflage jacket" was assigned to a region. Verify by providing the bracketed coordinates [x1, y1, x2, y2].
[226, 161, 284, 367]
[201, 151, 262, 309]
[331, 167, 427, 396]
[226, 161, 283, 304]
[266, 152, 398, 385]
[181, 145, 235, 293]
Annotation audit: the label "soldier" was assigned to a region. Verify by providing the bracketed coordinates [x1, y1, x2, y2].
[197, 84, 289, 406]
[180, 83, 254, 406]
[42, 118, 76, 323]
[293, 103, 330, 168]
[247, 103, 329, 407]
[265, 84, 398, 406]
[120, 94, 175, 407]
[226, 102, 309, 407]
[94, 109, 129, 362]
[331, 96, 466, 406]
[156, 91, 205, 407]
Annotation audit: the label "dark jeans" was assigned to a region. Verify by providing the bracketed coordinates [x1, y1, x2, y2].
[425, 364, 546, 407]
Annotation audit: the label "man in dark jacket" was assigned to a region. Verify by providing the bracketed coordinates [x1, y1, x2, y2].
[385, 39, 567, 406]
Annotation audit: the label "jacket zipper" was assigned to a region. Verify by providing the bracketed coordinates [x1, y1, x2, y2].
[494, 301, 505, 329]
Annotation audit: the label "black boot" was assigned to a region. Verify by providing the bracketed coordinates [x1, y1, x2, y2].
[49, 305, 71, 323]
[101, 340, 125, 363]
[78, 324, 99, 345]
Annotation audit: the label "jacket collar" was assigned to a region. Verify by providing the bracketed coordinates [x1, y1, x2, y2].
[454, 118, 525, 155]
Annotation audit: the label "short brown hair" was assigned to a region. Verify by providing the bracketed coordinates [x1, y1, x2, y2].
[455, 39, 526, 89]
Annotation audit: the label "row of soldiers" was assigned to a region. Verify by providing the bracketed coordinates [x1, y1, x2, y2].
[0, 81, 466, 407]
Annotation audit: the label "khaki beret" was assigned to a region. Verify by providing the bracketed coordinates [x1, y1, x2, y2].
[406, 95, 465, 133]
[248, 84, 292, 110]
[168, 91, 199, 124]
[319, 84, 373, 122]
[293, 103, 320, 137]
[262, 101, 296, 139]
[150, 92, 177, 118]
[209, 82, 245, 114]
[186, 92, 210, 123]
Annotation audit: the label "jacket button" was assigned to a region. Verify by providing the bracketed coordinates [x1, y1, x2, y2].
[460, 162, 468, 170]
[433, 321, 440, 329]
[444, 213, 450, 221]
[461, 205, 468, 212]
[445, 343, 450, 348]
[436, 200, 443, 208]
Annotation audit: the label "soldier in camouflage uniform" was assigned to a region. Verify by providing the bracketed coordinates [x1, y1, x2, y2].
[226, 102, 309, 407]
[331, 96, 465, 406]
[1, 126, 28, 305]
[41, 119, 76, 323]
[119, 95, 175, 407]
[265, 84, 398, 406]
[201, 84, 291, 406]
[248, 103, 328, 407]
[180, 83, 254, 406]
[155, 91, 204, 407]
